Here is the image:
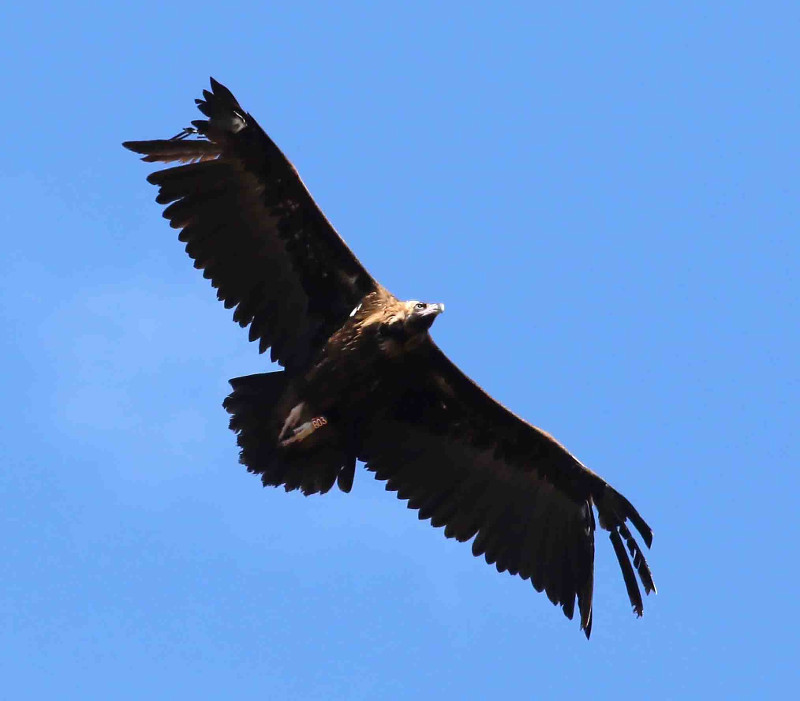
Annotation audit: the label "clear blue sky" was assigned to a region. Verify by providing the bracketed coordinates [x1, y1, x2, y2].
[2, 2, 797, 698]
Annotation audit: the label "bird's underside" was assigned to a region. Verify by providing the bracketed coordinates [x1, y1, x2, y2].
[124, 78, 656, 638]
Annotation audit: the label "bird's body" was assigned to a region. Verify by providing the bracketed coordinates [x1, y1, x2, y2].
[124, 78, 656, 637]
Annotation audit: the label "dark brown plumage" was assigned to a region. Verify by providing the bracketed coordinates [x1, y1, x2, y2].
[124, 78, 656, 638]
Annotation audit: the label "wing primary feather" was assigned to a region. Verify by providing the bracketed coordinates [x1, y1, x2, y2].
[606, 488, 653, 548]
[618, 522, 657, 595]
[609, 528, 644, 617]
[123, 139, 219, 164]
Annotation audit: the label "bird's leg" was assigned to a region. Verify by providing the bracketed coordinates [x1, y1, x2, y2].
[278, 402, 306, 444]
[278, 402, 329, 447]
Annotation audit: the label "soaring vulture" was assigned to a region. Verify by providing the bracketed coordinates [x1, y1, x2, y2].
[124, 78, 655, 638]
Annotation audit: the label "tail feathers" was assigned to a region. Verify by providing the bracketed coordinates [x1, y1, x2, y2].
[224, 372, 287, 435]
[596, 484, 657, 618]
[223, 372, 356, 496]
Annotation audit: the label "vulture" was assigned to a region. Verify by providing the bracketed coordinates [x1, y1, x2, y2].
[124, 78, 656, 638]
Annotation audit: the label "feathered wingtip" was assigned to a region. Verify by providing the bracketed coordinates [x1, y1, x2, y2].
[598, 485, 657, 620]
[191, 76, 248, 139]
[122, 78, 246, 163]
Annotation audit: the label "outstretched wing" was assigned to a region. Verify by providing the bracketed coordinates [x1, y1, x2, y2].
[360, 341, 655, 638]
[124, 78, 378, 370]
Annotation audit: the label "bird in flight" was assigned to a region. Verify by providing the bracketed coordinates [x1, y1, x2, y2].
[124, 78, 655, 638]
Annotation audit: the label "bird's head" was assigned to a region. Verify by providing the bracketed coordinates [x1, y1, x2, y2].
[401, 300, 445, 332]
[374, 299, 445, 351]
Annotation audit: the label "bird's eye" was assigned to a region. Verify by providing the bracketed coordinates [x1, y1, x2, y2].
[415, 302, 426, 310]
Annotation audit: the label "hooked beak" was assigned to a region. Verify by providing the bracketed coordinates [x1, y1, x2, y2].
[414, 302, 445, 331]
[418, 302, 445, 321]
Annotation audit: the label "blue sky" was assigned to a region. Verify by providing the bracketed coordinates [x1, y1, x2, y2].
[2, 2, 798, 698]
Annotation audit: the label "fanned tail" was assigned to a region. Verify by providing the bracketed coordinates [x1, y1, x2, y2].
[223, 372, 356, 496]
